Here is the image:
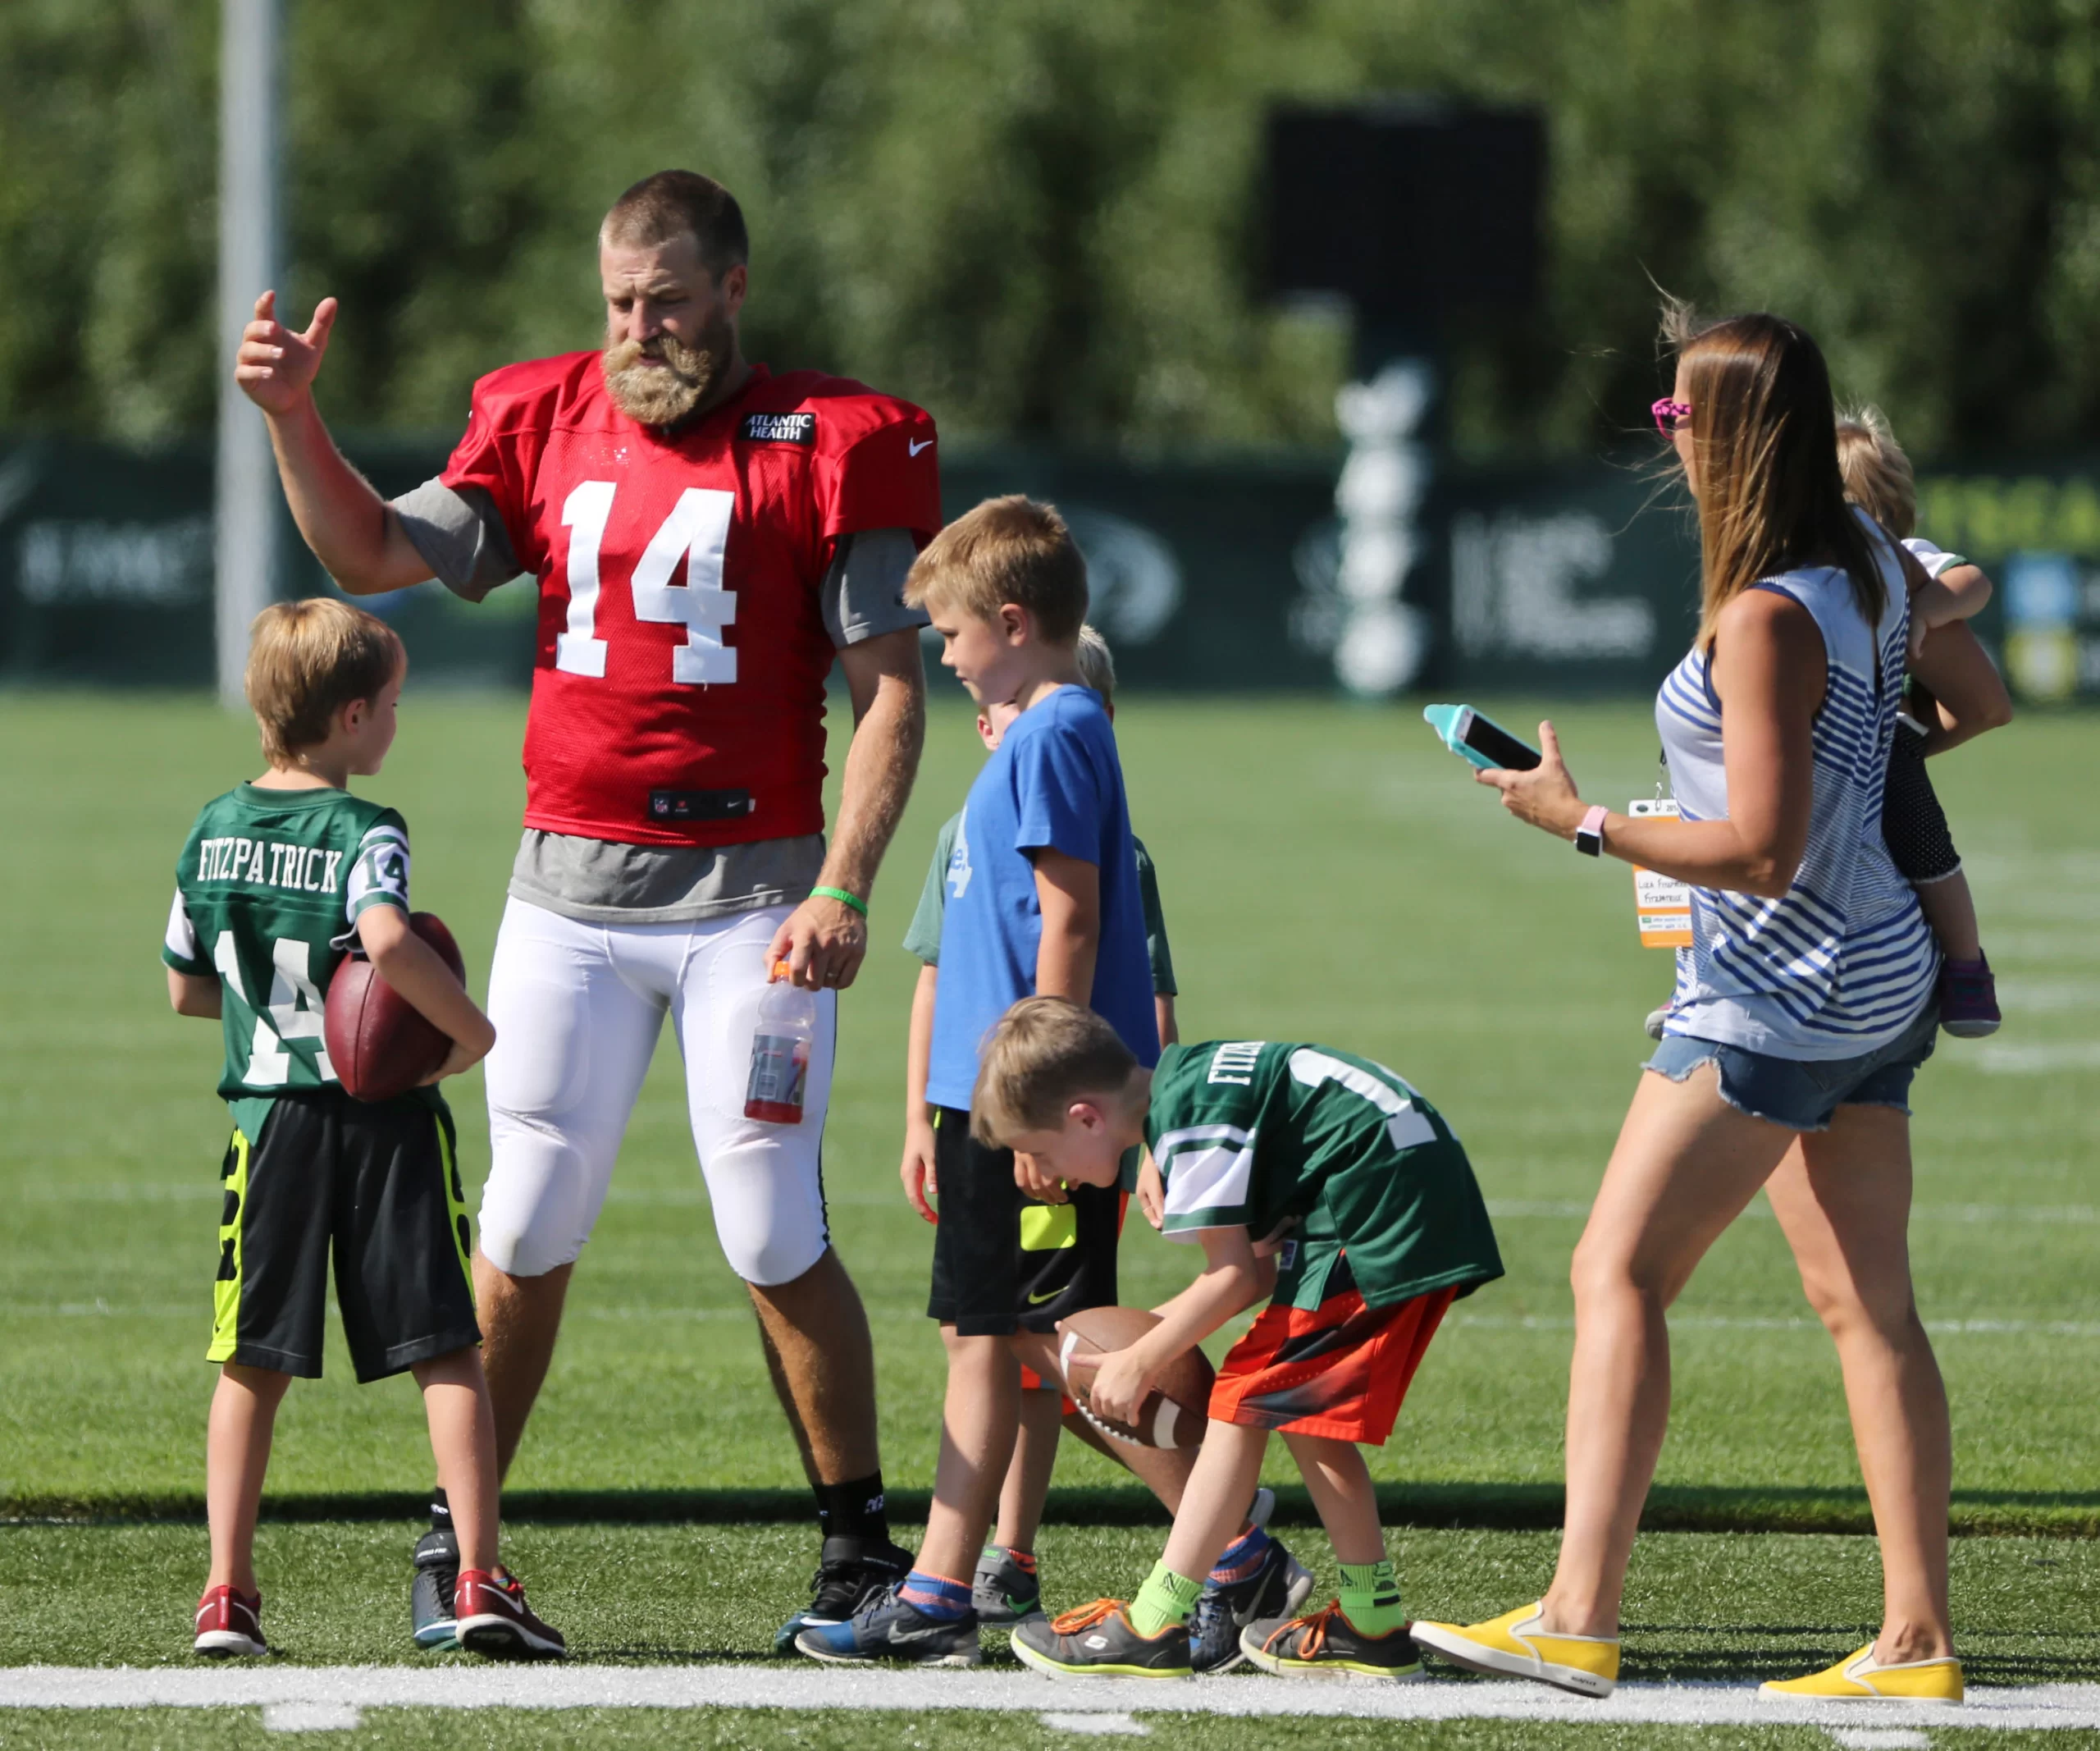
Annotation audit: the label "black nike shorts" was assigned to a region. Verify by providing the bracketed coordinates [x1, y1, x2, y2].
[925, 1105, 1119, 1337]
[208, 1087, 480, 1383]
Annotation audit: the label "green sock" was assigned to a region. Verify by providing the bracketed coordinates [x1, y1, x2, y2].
[1337, 1560, 1405, 1637]
[1128, 1561, 1203, 1638]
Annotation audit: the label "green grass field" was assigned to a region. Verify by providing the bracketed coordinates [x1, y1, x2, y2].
[2, 687, 2096, 1748]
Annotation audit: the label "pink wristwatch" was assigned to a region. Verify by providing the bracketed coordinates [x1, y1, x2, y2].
[1574, 804, 1608, 857]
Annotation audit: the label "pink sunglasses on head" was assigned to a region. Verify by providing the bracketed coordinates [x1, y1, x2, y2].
[1651, 397, 1692, 435]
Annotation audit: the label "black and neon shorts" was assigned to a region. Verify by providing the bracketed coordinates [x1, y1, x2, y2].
[211, 1088, 479, 1383]
[925, 1105, 1119, 1337]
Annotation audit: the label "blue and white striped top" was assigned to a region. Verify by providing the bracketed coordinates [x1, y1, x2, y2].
[1656, 520, 1938, 1059]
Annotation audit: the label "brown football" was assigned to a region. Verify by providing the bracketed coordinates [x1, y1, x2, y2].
[1056, 1305, 1215, 1450]
[323, 912, 468, 1103]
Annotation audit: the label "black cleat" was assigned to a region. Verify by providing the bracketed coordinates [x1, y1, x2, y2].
[411, 1525, 459, 1650]
[773, 1534, 915, 1654]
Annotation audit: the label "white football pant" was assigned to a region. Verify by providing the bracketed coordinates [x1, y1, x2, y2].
[477, 897, 836, 1284]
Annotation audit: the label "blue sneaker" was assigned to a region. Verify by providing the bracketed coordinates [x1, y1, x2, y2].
[1190, 1537, 1314, 1673]
[794, 1584, 981, 1667]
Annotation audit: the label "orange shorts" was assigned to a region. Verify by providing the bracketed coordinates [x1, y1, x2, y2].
[1208, 1283, 1456, 1445]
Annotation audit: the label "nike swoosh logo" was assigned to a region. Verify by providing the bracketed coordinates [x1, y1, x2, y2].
[1027, 1287, 1061, 1305]
[909, 438, 933, 456]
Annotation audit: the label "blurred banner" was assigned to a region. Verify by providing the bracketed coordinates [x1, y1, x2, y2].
[3, 434, 2075, 696]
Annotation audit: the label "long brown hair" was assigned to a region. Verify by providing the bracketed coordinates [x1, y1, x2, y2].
[1664, 304, 1883, 651]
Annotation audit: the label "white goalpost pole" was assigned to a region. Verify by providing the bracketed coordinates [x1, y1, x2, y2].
[215, 0, 283, 707]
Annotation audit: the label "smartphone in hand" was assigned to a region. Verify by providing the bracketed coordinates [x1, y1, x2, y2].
[1423, 703, 1543, 772]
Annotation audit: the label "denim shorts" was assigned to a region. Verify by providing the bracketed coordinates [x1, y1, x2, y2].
[1644, 1004, 1938, 1132]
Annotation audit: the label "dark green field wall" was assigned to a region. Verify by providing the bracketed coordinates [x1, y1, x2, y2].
[8, 432, 2100, 696]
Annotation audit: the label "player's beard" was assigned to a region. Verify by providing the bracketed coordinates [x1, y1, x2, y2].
[600, 314, 732, 428]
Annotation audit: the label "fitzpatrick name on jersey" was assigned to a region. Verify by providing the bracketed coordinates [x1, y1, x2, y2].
[196, 835, 347, 894]
[166, 787, 414, 1103]
[439, 354, 942, 849]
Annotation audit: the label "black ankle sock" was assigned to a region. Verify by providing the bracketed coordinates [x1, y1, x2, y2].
[813, 1472, 889, 1546]
[430, 1486, 450, 1529]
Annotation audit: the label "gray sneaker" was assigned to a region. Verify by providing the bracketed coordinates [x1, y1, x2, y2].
[1011, 1601, 1193, 1680]
[1243, 1602, 1422, 1679]
[973, 1545, 1045, 1625]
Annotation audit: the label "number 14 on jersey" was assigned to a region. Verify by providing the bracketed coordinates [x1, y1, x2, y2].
[557, 482, 738, 685]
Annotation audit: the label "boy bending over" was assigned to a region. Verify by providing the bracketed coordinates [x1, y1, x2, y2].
[979, 997, 1503, 1680]
[165, 600, 561, 1659]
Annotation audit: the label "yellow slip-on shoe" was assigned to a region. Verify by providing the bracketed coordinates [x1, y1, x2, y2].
[1760, 1645, 1963, 1704]
[1409, 1602, 1618, 1698]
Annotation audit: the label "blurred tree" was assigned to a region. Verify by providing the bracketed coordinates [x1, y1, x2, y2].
[2, 0, 2098, 456]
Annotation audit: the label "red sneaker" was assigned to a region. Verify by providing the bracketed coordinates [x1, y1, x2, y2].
[454, 1567, 566, 1658]
[194, 1584, 266, 1657]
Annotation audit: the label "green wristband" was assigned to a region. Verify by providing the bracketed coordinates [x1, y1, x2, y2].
[810, 885, 869, 917]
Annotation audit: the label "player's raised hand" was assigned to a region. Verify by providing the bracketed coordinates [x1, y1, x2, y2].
[767, 892, 867, 991]
[234, 290, 338, 416]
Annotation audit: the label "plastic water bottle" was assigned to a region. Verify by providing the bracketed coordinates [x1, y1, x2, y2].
[745, 959, 814, 1123]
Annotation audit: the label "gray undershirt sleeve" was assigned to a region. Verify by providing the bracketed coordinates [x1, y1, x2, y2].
[821, 527, 929, 648]
[391, 477, 522, 602]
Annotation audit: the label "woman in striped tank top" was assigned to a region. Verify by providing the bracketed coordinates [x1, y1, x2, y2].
[1409, 313, 2006, 1707]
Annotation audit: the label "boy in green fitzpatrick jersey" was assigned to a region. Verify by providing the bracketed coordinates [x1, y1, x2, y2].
[162, 599, 562, 1661]
[976, 997, 1503, 1681]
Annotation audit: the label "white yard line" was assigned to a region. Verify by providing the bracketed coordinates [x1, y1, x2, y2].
[1453, 1312, 2100, 1338]
[0, 1667, 2098, 1731]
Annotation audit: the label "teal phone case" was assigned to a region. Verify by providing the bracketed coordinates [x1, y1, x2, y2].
[1422, 703, 1537, 771]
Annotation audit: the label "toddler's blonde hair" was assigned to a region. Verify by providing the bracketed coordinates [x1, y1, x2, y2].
[1075, 624, 1116, 704]
[1835, 405, 1916, 539]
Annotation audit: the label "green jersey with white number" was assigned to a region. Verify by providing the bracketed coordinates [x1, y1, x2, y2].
[162, 783, 417, 1134]
[1145, 1040, 1502, 1311]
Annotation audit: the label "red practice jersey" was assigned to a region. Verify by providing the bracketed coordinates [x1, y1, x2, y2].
[441, 354, 940, 847]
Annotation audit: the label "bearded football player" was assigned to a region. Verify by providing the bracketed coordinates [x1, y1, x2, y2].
[235, 170, 936, 1650]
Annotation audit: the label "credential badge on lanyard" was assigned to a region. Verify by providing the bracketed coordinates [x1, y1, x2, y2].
[1631, 752, 1692, 949]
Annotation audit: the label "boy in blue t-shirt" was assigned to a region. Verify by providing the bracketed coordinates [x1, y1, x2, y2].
[797, 496, 1158, 1669]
